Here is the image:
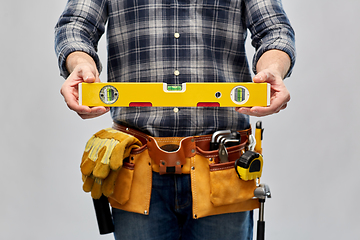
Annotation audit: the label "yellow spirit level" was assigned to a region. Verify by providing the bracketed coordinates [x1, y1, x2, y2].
[79, 82, 270, 107]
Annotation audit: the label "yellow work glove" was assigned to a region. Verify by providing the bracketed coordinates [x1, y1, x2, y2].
[80, 128, 142, 199]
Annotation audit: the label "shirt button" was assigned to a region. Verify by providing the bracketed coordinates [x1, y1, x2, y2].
[174, 70, 180, 76]
[174, 32, 180, 38]
[173, 107, 179, 113]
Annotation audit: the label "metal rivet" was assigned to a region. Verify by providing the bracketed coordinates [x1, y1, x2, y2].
[126, 128, 129, 131]
[174, 32, 180, 38]
[144, 210, 148, 215]
[191, 149, 195, 153]
[173, 107, 179, 113]
[161, 161, 166, 165]
[176, 161, 180, 165]
[209, 158, 213, 162]
[191, 166, 195, 170]
[194, 214, 197, 219]
[174, 70, 180, 76]
[191, 138, 195, 142]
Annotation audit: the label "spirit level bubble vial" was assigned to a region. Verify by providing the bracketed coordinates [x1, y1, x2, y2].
[99, 85, 119, 105]
[230, 86, 250, 105]
[79, 82, 270, 107]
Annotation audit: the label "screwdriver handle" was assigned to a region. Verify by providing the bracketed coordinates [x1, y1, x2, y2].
[255, 121, 263, 154]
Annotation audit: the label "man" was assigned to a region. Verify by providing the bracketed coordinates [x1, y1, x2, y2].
[55, 0, 295, 239]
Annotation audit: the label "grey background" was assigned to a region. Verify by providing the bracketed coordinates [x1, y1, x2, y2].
[1, 0, 359, 239]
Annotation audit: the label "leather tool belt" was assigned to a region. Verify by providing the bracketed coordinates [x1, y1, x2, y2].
[108, 123, 260, 219]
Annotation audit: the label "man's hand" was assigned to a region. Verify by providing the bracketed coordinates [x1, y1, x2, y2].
[236, 70, 290, 117]
[236, 50, 291, 117]
[60, 52, 109, 119]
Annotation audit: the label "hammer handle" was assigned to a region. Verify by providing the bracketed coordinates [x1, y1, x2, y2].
[93, 195, 114, 234]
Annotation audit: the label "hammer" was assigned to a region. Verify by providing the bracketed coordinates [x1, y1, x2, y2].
[254, 184, 271, 240]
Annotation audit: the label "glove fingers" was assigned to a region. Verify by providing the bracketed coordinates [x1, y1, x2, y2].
[109, 144, 124, 170]
[91, 178, 103, 199]
[81, 157, 97, 176]
[102, 170, 119, 197]
[82, 146, 108, 177]
[81, 137, 107, 175]
[81, 150, 90, 166]
[83, 175, 104, 199]
[93, 162, 111, 179]
[84, 135, 97, 152]
[93, 139, 118, 178]
[100, 139, 118, 165]
[93, 146, 111, 178]
[83, 175, 95, 192]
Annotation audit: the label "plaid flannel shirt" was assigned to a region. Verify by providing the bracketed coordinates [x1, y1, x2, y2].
[55, 0, 295, 137]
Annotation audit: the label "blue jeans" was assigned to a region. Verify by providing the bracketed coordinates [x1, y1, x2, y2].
[113, 172, 253, 240]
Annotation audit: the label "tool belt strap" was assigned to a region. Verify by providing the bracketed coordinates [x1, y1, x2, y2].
[112, 123, 252, 174]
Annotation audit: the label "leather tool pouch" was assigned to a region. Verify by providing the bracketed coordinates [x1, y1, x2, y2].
[191, 143, 260, 219]
[108, 125, 259, 218]
[108, 144, 153, 215]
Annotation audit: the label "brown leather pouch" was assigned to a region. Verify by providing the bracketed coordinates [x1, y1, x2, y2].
[209, 161, 257, 207]
[108, 124, 259, 218]
[191, 146, 259, 219]
[108, 145, 153, 215]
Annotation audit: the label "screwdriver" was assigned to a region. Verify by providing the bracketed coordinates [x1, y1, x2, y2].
[255, 121, 264, 154]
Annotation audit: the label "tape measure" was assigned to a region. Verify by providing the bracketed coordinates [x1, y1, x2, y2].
[79, 82, 270, 107]
[235, 151, 263, 181]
